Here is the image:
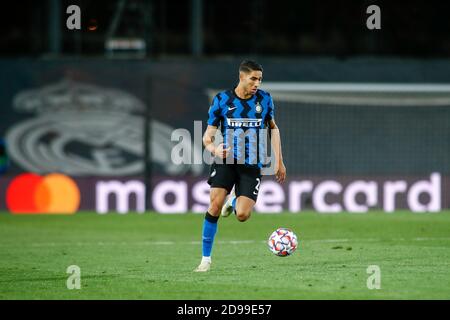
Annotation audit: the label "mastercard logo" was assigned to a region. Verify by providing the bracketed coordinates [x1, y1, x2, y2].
[6, 173, 80, 214]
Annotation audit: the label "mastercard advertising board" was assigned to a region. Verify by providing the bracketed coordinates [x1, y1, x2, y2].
[5, 173, 80, 214]
[0, 173, 449, 214]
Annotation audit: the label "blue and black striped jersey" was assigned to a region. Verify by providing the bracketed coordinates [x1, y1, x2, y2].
[207, 88, 275, 168]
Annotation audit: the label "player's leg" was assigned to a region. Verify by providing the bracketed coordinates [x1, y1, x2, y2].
[208, 187, 229, 216]
[233, 165, 261, 222]
[194, 187, 228, 272]
[234, 196, 256, 222]
[194, 164, 235, 272]
[221, 187, 236, 217]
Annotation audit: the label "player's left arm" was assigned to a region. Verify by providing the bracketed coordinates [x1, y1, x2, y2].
[268, 119, 286, 183]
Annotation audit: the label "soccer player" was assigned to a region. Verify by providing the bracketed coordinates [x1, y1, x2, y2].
[194, 60, 287, 272]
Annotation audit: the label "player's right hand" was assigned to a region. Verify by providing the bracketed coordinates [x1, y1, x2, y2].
[214, 143, 231, 158]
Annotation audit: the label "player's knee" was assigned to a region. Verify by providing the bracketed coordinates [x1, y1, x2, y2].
[208, 202, 222, 216]
[236, 211, 251, 222]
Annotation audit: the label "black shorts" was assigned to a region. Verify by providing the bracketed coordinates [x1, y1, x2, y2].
[207, 162, 262, 202]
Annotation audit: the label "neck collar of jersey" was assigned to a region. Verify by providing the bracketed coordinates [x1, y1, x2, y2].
[232, 87, 256, 102]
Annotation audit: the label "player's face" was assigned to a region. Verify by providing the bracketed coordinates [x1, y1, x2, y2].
[240, 70, 263, 95]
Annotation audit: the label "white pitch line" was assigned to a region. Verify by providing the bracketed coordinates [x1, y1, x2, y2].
[1, 237, 450, 248]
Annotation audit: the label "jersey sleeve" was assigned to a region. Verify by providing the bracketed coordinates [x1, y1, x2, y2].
[207, 95, 222, 127]
[265, 94, 275, 121]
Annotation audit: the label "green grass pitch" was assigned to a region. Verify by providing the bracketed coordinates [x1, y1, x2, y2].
[0, 211, 450, 300]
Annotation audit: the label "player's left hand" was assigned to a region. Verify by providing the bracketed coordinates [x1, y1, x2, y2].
[275, 162, 286, 183]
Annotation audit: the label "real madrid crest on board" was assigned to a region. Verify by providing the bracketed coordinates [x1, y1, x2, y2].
[255, 101, 262, 113]
[5, 79, 204, 176]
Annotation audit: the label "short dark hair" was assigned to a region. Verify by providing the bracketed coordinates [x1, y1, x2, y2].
[239, 60, 263, 73]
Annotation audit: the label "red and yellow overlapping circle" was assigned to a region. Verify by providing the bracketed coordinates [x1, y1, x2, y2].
[6, 173, 80, 214]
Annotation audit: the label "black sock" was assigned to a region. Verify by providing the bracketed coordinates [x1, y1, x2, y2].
[205, 211, 219, 223]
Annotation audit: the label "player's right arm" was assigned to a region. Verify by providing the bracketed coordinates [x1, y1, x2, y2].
[204, 94, 230, 159]
[203, 125, 230, 159]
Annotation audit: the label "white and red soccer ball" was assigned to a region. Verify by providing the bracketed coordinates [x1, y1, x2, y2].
[268, 228, 298, 257]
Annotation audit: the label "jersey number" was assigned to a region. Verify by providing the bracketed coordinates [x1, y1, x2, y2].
[253, 178, 261, 195]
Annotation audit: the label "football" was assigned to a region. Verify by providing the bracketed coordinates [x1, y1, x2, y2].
[267, 228, 298, 257]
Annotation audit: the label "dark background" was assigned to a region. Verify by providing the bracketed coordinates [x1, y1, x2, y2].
[1, 0, 449, 58]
